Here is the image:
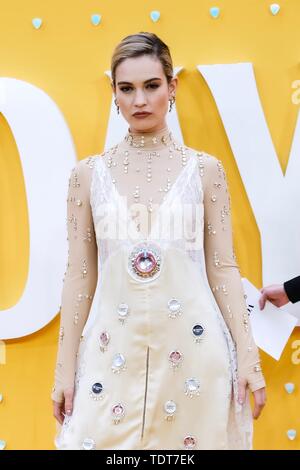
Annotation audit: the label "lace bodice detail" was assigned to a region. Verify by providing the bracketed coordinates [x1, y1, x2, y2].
[90, 151, 204, 274]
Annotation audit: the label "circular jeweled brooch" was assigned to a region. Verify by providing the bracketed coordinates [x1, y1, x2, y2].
[99, 331, 110, 352]
[191, 323, 205, 343]
[183, 435, 197, 450]
[82, 437, 96, 450]
[111, 403, 126, 424]
[128, 242, 162, 282]
[89, 382, 104, 401]
[167, 298, 182, 318]
[163, 400, 177, 421]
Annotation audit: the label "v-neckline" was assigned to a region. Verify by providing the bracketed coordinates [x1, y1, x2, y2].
[97, 153, 197, 241]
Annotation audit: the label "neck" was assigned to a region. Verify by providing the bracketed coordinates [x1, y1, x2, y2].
[123, 123, 175, 150]
[128, 121, 168, 135]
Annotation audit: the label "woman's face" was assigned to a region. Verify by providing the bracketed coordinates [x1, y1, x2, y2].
[112, 54, 177, 133]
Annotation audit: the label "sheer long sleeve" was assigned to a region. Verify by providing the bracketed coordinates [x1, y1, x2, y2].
[200, 153, 266, 392]
[51, 157, 98, 403]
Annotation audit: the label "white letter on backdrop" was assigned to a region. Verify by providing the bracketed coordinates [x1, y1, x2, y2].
[0, 78, 77, 339]
[198, 63, 300, 319]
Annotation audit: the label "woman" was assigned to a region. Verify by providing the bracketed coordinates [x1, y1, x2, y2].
[51, 32, 266, 450]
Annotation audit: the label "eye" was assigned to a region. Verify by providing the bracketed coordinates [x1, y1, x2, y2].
[120, 87, 132, 93]
[120, 83, 159, 93]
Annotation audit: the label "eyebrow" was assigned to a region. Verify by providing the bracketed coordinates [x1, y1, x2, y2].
[117, 77, 162, 85]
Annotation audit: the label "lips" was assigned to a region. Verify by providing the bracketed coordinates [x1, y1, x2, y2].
[133, 112, 151, 116]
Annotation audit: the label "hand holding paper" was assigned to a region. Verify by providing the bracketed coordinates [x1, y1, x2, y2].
[242, 278, 298, 360]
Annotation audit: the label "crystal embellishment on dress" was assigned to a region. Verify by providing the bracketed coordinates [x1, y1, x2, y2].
[184, 378, 201, 397]
[111, 403, 125, 424]
[112, 353, 126, 373]
[183, 435, 197, 449]
[124, 128, 173, 148]
[82, 438, 96, 450]
[167, 298, 182, 318]
[169, 350, 183, 369]
[164, 400, 177, 421]
[89, 382, 104, 400]
[117, 303, 130, 324]
[59, 326, 64, 344]
[192, 324, 205, 343]
[99, 331, 110, 352]
[128, 242, 162, 282]
[75, 363, 86, 389]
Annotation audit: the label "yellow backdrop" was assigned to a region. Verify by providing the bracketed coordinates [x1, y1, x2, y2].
[0, 0, 299, 450]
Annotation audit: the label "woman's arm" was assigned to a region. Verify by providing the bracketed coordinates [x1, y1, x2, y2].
[201, 153, 266, 394]
[51, 157, 98, 408]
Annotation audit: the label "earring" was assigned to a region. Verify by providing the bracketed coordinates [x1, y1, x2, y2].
[114, 98, 120, 114]
[169, 95, 175, 113]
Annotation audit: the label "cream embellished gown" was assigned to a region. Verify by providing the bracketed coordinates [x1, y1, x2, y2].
[51, 126, 265, 450]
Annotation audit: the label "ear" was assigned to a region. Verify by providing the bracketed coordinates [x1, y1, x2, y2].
[169, 76, 178, 95]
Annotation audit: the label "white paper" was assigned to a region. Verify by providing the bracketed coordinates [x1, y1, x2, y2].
[242, 278, 298, 360]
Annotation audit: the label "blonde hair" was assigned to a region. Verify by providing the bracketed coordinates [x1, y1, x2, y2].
[111, 32, 174, 88]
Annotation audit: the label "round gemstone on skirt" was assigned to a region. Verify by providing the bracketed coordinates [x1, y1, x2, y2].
[183, 435, 197, 449]
[184, 378, 201, 397]
[99, 331, 110, 351]
[117, 303, 130, 323]
[193, 324, 204, 336]
[192, 324, 205, 343]
[164, 400, 177, 416]
[169, 350, 183, 368]
[112, 403, 125, 423]
[167, 298, 182, 318]
[128, 242, 162, 282]
[100, 331, 110, 345]
[82, 438, 96, 450]
[112, 353, 126, 373]
[92, 382, 103, 394]
[89, 382, 104, 400]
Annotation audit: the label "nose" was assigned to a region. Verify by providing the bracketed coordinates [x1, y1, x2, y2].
[133, 88, 147, 107]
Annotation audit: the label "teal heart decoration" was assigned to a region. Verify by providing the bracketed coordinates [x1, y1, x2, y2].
[270, 3, 280, 15]
[287, 429, 297, 441]
[0, 439, 6, 450]
[91, 14, 101, 26]
[210, 7, 220, 19]
[32, 18, 42, 29]
[284, 382, 295, 394]
[150, 11, 160, 22]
